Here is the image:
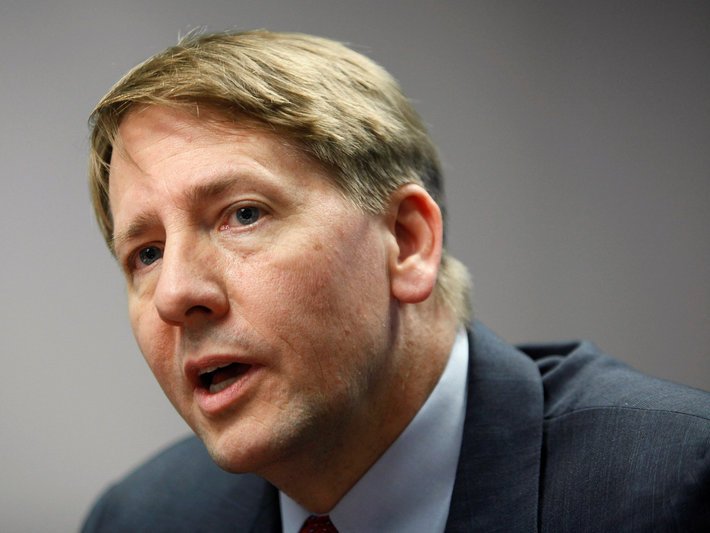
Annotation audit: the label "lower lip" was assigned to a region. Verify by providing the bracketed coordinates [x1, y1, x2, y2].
[193, 365, 262, 416]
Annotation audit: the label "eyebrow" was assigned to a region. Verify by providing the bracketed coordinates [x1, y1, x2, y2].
[182, 177, 237, 207]
[111, 212, 161, 254]
[111, 174, 245, 254]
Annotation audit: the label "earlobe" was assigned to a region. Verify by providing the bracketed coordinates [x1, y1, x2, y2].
[388, 184, 443, 304]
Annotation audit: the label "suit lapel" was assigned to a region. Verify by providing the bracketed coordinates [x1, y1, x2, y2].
[247, 480, 282, 533]
[445, 322, 544, 532]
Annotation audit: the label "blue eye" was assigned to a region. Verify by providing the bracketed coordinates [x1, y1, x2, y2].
[138, 246, 162, 266]
[234, 206, 261, 225]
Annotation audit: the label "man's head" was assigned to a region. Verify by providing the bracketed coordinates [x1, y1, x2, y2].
[89, 30, 470, 322]
[90, 30, 471, 509]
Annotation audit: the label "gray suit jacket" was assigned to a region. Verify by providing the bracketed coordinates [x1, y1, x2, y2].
[82, 323, 710, 532]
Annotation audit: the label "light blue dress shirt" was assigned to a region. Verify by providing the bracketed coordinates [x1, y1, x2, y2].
[280, 329, 469, 533]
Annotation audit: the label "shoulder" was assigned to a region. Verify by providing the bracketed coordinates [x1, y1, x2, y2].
[81, 436, 277, 533]
[519, 340, 710, 531]
[521, 339, 710, 420]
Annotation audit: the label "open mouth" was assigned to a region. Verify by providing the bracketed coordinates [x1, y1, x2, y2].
[198, 362, 251, 394]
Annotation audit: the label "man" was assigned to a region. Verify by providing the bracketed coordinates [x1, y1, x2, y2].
[82, 30, 709, 532]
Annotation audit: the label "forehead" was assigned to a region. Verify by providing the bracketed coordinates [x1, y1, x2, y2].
[110, 105, 337, 198]
[111, 105, 298, 173]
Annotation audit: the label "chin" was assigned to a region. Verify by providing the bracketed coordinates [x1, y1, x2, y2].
[207, 448, 250, 474]
[199, 426, 279, 475]
[202, 438, 257, 474]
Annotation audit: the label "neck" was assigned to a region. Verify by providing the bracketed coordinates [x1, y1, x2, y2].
[265, 302, 459, 513]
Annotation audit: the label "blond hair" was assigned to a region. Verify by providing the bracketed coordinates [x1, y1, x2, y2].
[89, 30, 471, 322]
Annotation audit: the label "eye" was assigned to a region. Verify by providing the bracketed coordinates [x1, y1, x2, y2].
[233, 206, 261, 226]
[137, 246, 163, 266]
[218, 203, 267, 233]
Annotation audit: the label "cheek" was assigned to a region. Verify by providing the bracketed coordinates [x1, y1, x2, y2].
[235, 253, 340, 338]
[239, 231, 391, 354]
[128, 298, 177, 389]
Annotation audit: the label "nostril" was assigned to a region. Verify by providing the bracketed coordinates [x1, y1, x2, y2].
[185, 305, 213, 316]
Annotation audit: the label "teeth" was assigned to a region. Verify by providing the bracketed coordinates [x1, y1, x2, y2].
[198, 363, 231, 376]
[209, 376, 239, 394]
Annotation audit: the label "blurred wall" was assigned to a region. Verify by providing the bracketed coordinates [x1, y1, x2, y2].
[1, 1, 708, 531]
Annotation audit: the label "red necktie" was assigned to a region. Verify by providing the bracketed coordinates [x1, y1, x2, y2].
[299, 514, 339, 533]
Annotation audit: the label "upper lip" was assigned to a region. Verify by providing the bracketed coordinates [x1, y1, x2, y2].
[184, 355, 253, 389]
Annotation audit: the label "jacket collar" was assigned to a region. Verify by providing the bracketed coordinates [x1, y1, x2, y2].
[247, 479, 281, 533]
[445, 322, 544, 532]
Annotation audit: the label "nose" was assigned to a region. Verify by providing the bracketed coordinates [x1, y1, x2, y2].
[153, 237, 229, 327]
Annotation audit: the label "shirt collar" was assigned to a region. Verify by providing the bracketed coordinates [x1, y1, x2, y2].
[280, 329, 469, 533]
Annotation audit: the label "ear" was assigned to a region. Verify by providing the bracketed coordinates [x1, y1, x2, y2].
[386, 184, 443, 304]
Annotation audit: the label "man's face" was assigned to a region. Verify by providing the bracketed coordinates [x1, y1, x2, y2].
[109, 106, 399, 475]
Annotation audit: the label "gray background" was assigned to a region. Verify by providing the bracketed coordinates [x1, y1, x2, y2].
[1, 1, 708, 531]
